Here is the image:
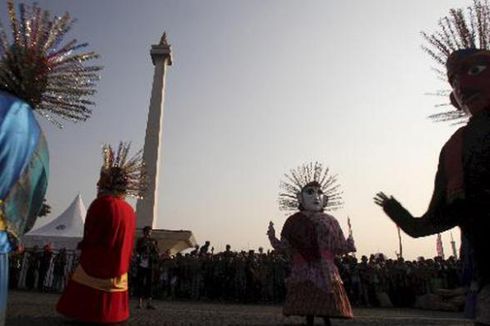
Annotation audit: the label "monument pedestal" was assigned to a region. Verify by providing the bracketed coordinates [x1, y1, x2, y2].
[136, 228, 196, 255]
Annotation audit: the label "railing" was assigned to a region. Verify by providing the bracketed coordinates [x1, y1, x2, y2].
[10, 250, 79, 292]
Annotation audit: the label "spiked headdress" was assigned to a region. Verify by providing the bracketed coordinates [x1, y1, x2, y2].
[422, 0, 490, 123]
[100, 142, 147, 198]
[0, 0, 101, 127]
[278, 162, 342, 212]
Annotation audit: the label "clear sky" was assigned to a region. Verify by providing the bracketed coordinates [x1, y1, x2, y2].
[3, 0, 470, 260]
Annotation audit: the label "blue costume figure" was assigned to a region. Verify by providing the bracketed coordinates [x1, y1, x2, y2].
[0, 91, 49, 324]
[0, 1, 100, 324]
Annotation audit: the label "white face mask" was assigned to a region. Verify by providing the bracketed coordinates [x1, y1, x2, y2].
[297, 185, 325, 212]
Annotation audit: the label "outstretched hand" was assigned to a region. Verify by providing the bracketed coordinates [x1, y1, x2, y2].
[374, 192, 413, 225]
[267, 221, 275, 238]
[346, 233, 356, 251]
[374, 192, 393, 207]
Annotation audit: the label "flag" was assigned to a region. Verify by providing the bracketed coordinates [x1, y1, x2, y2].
[436, 233, 445, 259]
[450, 232, 458, 259]
[397, 226, 403, 259]
[347, 217, 352, 237]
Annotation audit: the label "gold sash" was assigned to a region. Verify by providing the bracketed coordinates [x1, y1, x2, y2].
[71, 265, 128, 292]
[0, 200, 6, 231]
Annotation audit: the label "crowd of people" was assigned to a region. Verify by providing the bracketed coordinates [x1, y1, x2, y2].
[8, 243, 467, 312]
[132, 245, 467, 311]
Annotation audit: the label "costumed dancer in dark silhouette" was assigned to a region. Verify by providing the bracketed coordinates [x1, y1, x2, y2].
[375, 2, 490, 325]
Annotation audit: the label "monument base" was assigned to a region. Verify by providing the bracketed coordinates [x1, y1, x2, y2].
[136, 228, 196, 255]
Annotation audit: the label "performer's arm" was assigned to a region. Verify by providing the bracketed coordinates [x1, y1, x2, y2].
[374, 191, 461, 238]
[375, 153, 462, 238]
[330, 217, 356, 254]
[378, 193, 457, 238]
[267, 221, 289, 251]
[345, 234, 356, 253]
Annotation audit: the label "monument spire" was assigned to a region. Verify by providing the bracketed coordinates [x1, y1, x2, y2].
[136, 32, 172, 229]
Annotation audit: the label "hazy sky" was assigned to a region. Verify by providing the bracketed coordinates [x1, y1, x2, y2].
[3, 0, 470, 259]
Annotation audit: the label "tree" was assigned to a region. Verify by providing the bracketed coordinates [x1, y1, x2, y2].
[37, 198, 51, 218]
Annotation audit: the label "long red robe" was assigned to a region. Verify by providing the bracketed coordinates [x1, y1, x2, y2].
[56, 194, 136, 323]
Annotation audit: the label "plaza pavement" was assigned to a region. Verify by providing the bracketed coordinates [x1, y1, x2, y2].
[6, 290, 472, 326]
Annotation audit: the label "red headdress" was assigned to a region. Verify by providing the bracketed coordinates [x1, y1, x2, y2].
[422, 0, 490, 123]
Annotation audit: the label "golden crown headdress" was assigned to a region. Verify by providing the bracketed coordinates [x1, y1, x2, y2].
[278, 162, 343, 212]
[101, 142, 147, 198]
[0, 0, 101, 127]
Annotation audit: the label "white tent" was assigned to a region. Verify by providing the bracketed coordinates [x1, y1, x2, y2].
[22, 194, 87, 250]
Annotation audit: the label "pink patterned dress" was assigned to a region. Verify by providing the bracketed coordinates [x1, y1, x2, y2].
[270, 211, 355, 318]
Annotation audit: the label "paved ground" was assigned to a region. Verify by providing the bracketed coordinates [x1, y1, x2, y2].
[6, 290, 473, 325]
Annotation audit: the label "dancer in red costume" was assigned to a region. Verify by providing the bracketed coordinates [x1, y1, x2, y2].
[57, 142, 146, 324]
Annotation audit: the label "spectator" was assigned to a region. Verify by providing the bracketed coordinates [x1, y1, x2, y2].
[8, 249, 23, 290]
[25, 246, 40, 290]
[52, 248, 67, 292]
[190, 245, 200, 256]
[199, 241, 210, 256]
[38, 244, 53, 292]
[135, 226, 159, 309]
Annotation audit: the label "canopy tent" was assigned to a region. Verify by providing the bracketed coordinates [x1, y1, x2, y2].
[22, 194, 86, 250]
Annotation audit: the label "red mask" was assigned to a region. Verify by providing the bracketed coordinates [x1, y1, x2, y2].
[447, 50, 490, 116]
